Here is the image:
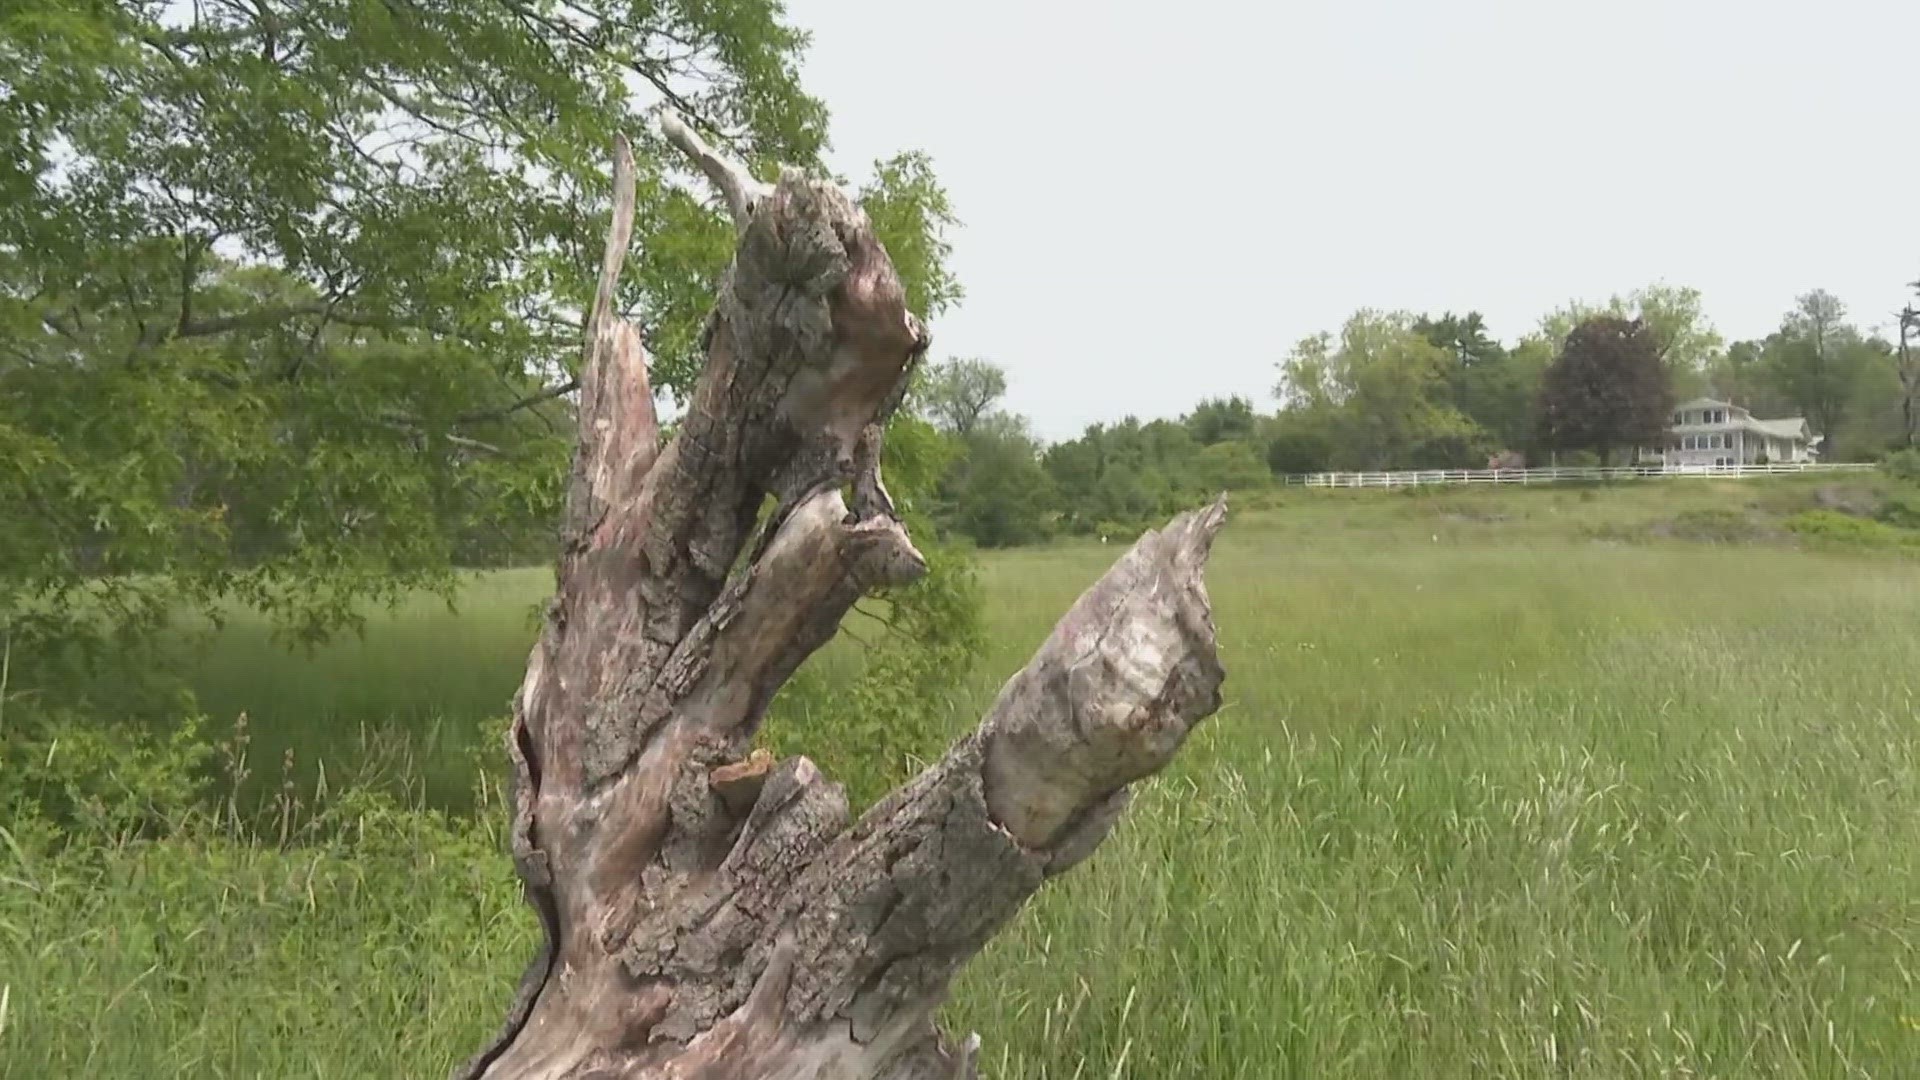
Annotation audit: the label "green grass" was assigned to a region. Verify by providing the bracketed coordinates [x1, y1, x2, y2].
[6, 476, 1919, 1077]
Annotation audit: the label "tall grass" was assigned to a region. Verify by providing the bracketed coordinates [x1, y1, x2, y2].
[7, 479, 1916, 1076]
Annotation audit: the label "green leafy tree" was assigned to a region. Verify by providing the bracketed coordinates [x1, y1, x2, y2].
[1, 3, 979, 715]
[1191, 439, 1270, 492]
[1262, 413, 1335, 475]
[1415, 312, 1504, 372]
[914, 356, 1007, 439]
[1184, 395, 1259, 446]
[1415, 311, 1547, 453]
[1709, 338, 1798, 418]
[1274, 311, 1490, 470]
[1757, 290, 1891, 458]
[940, 414, 1055, 548]
[1534, 316, 1673, 465]
[1042, 418, 1213, 535]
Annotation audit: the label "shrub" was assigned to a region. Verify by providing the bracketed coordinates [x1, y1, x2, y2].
[1882, 448, 1920, 484]
[1873, 489, 1920, 531]
[1784, 510, 1914, 550]
[0, 695, 216, 840]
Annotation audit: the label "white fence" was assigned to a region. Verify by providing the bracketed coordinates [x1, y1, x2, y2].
[1281, 461, 1881, 489]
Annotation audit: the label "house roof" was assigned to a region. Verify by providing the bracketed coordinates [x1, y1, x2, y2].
[1669, 398, 1814, 443]
[1752, 417, 1812, 440]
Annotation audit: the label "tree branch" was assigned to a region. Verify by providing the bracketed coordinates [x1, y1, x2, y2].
[660, 110, 772, 231]
[454, 378, 581, 424]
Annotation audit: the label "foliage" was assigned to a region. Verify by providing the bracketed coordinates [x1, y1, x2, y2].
[1409, 313, 1554, 453]
[938, 415, 1057, 548]
[763, 547, 986, 810]
[0, 693, 216, 840]
[1190, 440, 1270, 493]
[1534, 316, 1673, 464]
[1881, 447, 1920, 484]
[1184, 395, 1259, 446]
[914, 357, 1007, 439]
[1784, 509, 1918, 550]
[1872, 488, 1920, 531]
[1275, 311, 1490, 470]
[1538, 283, 1723, 395]
[1043, 417, 1232, 536]
[1, 2, 983, 771]
[1756, 291, 1892, 459]
[854, 153, 964, 325]
[1264, 416, 1335, 476]
[1707, 338, 1797, 418]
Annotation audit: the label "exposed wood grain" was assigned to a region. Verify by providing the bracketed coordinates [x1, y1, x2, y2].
[456, 115, 1227, 1080]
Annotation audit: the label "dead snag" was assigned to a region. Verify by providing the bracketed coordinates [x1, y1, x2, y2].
[456, 117, 1227, 1080]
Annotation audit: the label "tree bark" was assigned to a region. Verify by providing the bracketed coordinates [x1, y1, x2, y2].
[455, 119, 1228, 1080]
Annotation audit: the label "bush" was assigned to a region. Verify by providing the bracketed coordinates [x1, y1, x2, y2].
[1784, 510, 1915, 550]
[0, 657, 218, 842]
[1874, 488, 1920, 530]
[1265, 428, 1333, 476]
[1881, 448, 1920, 484]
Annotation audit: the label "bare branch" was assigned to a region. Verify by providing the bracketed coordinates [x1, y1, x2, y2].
[587, 134, 638, 346]
[762, 500, 1228, 1033]
[660, 110, 772, 230]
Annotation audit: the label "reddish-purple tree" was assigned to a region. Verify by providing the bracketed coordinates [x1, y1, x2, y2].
[1534, 316, 1674, 465]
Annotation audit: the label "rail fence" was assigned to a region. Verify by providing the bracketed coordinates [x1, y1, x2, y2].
[1280, 461, 1880, 489]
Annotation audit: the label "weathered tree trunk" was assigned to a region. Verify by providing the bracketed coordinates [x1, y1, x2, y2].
[454, 117, 1227, 1080]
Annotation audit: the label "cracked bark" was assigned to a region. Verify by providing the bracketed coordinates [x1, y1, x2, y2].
[455, 118, 1228, 1080]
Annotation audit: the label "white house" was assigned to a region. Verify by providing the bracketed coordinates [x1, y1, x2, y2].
[1635, 397, 1820, 468]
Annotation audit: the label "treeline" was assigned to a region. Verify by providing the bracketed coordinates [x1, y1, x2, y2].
[914, 369, 1271, 547]
[921, 282, 1920, 548]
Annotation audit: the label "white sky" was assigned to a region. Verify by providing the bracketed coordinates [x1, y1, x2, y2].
[791, 0, 1920, 441]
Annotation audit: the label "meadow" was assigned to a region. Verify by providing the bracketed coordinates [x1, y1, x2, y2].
[5, 476, 1919, 1077]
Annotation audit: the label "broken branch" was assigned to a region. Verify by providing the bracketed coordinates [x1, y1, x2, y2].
[660, 110, 773, 231]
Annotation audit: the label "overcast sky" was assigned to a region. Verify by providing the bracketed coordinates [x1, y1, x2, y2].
[789, 0, 1919, 441]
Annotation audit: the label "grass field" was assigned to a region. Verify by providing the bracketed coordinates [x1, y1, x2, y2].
[6, 476, 1919, 1077]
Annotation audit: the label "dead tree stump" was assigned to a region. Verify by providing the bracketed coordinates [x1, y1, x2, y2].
[455, 116, 1228, 1080]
